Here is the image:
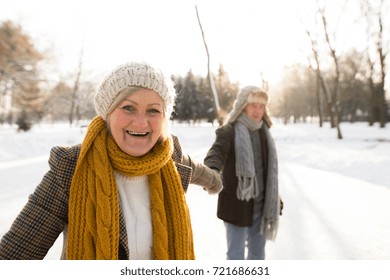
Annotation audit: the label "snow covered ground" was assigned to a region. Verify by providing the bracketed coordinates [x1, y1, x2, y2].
[0, 120, 389, 261]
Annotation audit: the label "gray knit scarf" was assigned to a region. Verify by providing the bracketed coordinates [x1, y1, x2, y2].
[235, 113, 279, 241]
[235, 113, 262, 201]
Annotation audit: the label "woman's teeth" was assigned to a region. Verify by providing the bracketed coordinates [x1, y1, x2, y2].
[126, 130, 148, 137]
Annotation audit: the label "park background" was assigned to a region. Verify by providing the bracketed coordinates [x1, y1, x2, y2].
[1, 0, 390, 273]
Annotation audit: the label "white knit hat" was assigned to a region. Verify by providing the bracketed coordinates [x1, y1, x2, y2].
[94, 61, 176, 120]
[227, 86, 269, 123]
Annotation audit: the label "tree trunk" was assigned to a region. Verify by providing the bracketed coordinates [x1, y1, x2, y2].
[316, 75, 323, 127]
[195, 5, 223, 126]
[321, 9, 343, 139]
[377, 12, 387, 128]
[69, 49, 83, 126]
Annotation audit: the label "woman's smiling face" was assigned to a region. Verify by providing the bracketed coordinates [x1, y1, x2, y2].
[108, 88, 165, 157]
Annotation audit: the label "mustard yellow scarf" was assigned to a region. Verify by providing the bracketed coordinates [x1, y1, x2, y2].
[67, 116, 194, 259]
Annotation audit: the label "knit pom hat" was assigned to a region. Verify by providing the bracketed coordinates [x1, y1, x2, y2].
[226, 85, 272, 127]
[95, 61, 176, 120]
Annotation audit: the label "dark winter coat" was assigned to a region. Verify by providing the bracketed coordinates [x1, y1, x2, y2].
[0, 135, 207, 260]
[204, 123, 269, 227]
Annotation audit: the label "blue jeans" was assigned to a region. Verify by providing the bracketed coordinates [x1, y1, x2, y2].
[224, 212, 266, 260]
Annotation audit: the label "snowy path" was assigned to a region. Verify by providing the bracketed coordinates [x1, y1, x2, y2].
[266, 162, 390, 259]
[187, 162, 390, 260]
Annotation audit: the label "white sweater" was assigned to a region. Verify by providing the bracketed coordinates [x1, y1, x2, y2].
[115, 173, 152, 260]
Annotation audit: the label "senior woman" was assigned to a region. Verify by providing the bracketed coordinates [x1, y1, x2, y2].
[0, 61, 222, 260]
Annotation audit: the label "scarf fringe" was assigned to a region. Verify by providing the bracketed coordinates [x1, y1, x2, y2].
[236, 176, 258, 201]
[260, 217, 279, 241]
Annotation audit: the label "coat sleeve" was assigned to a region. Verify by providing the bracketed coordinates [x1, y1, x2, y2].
[171, 135, 223, 194]
[0, 146, 79, 260]
[204, 124, 233, 172]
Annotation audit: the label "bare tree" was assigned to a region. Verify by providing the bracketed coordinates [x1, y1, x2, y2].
[305, 28, 327, 128]
[44, 80, 72, 122]
[195, 5, 223, 125]
[319, 6, 343, 139]
[68, 48, 84, 126]
[339, 50, 368, 123]
[0, 21, 44, 125]
[300, 1, 348, 138]
[361, 0, 388, 127]
[45, 74, 96, 123]
[375, 0, 388, 127]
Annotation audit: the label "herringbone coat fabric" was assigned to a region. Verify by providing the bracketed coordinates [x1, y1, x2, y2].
[0, 135, 208, 260]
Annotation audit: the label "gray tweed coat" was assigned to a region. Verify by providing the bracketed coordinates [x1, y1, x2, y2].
[0, 135, 209, 260]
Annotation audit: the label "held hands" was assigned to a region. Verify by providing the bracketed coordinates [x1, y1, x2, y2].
[204, 168, 223, 195]
[191, 159, 223, 195]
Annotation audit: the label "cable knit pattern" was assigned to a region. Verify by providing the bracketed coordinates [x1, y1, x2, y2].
[67, 116, 194, 259]
[95, 62, 176, 120]
[67, 117, 119, 259]
[161, 161, 194, 259]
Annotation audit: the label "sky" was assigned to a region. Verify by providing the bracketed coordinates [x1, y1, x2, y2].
[0, 121, 389, 278]
[0, 0, 366, 87]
